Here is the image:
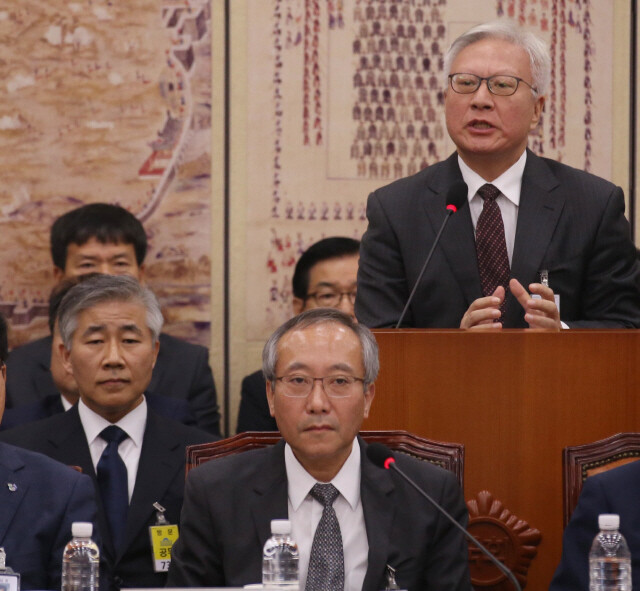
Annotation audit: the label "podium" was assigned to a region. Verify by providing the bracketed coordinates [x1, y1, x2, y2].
[365, 329, 640, 589]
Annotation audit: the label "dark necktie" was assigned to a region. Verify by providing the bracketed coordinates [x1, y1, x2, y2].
[475, 183, 511, 316]
[96, 425, 129, 551]
[305, 483, 344, 591]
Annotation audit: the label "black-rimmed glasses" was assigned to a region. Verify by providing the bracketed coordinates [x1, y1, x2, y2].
[448, 73, 538, 96]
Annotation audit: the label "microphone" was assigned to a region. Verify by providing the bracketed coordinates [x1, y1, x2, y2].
[366, 443, 522, 591]
[394, 181, 468, 328]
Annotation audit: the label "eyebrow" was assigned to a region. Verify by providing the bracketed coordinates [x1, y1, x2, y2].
[284, 362, 356, 373]
[81, 323, 144, 338]
[312, 280, 357, 289]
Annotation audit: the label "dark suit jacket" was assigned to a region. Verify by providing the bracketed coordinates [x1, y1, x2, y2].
[236, 370, 278, 433]
[167, 439, 471, 591]
[0, 392, 196, 431]
[5, 332, 221, 434]
[0, 441, 98, 590]
[550, 461, 640, 591]
[356, 151, 640, 328]
[0, 405, 215, 591]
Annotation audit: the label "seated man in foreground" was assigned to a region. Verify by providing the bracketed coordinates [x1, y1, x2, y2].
[550, 461, 640, 590]
[0, 312, 98, 590]
[169, 308, 471, 590]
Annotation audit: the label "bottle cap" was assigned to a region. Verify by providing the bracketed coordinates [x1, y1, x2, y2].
[71, 522, 93, 538]
[598, 514, 620, 530]
[270, 519, 291, 535]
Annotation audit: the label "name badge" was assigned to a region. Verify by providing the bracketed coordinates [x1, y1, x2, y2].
[0, 572, 20, 591]
[149, 524, 179, 572]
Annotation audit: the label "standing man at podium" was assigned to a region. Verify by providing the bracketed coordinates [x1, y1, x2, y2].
[356, 21, 640, 330]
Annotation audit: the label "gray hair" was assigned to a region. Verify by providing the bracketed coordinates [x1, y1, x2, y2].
[58, 274, 164, 348]
[262, 308, 379, 389]
[444, 20, 551, 97]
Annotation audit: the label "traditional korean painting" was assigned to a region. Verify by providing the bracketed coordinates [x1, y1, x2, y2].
[244, 0, 617, 340]
[0, 0, 213, 348]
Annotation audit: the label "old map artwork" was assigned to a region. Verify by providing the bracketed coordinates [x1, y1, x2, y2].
[0, 1, 212, 348]
[246, 0, 613, 339]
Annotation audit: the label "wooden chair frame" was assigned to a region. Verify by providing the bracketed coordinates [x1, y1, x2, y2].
[186, 429, 464, 488]
[563, 432, 640, 527]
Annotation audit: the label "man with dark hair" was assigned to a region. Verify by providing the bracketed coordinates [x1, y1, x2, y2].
[0, 311, 99, 590]
[1, 275, 216, 590]
[2, 276, 196, 430]
[169, 308, 471, 590]
[237, 236, 360, 433]
[6, 202, 221, 435]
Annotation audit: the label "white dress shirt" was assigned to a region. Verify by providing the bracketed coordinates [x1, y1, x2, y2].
[458, 150, 527, 265]
[78, 397, 147, 502]
[285, 439, 368, 591]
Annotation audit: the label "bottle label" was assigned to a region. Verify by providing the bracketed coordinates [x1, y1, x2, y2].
[0, 572, 20, 591]
[149, 524, 179, 572]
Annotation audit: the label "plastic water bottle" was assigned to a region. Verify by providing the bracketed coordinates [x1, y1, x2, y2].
[262, 519, 299, 589]
[589, 514, 632, 591]
[62, 522, 100, 591]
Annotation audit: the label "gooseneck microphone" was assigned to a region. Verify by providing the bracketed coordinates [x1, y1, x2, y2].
[394, 180, 468, 328]
[366, 443, 522, 591]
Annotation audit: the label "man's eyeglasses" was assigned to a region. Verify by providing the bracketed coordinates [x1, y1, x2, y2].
[448, 73, 538, 96]
[275, 374, 365, 398]
[305, 291, 357, 308]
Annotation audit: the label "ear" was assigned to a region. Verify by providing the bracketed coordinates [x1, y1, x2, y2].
[266, 379, 276, 418]
[60, 341, 73, 375]
[529, 95, 545, 130]
[292, 297, 304, 315]
[151, 338, 160, 368]
[362, 383, 375, 419]
[53, 266, 66, 282]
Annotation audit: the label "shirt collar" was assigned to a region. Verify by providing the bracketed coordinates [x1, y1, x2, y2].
[78, 396, 147, 448]
[457, 150, 527, 207]
[285, 438, 361, 511]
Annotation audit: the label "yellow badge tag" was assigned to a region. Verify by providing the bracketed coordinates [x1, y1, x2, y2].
[149, 524, 179, 572]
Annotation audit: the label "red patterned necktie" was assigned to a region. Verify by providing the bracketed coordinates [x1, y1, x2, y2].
[475, 184, 510, 315]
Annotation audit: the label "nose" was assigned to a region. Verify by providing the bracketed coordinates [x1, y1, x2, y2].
[470, 80, 495, 108]
[305, 379, 331, 414]
[337, 293, 355, 319]
[103, 339, 124, 368]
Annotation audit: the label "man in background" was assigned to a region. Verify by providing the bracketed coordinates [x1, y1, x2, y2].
[0, 311, 99, 590]
[169, 308, 471, 590]
[1, 275, 215, 590]
[6, 203, 220, 434]
[237, 236, 360, 432]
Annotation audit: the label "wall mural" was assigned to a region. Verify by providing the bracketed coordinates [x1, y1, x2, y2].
[0, 0, 212, 348]
[246, 0, 614, 339]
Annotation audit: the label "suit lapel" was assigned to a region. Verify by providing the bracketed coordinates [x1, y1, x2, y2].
[250, 441, 289, 546]
[505, 151, 564, 326]
[120, 410, 183, 559]
[423, 154, 483, 307]
[0, 445, 28, 545]
[360, 440, 395, 591]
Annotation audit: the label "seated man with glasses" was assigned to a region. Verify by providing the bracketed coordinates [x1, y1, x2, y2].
[356, 20, 640, 330]
[237, 237, 360, 433]
[168, 308, 471, 591]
